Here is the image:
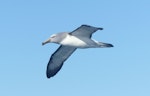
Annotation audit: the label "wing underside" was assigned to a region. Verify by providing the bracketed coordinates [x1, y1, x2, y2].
[46, 45, 76, 78]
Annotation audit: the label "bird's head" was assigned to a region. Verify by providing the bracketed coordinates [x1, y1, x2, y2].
[42, 32, 68, 45]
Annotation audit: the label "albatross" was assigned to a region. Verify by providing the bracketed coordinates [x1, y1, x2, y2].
[42, 25, 113, 78]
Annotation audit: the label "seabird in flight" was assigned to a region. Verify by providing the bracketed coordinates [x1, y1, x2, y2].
[42, 25, 113, 78]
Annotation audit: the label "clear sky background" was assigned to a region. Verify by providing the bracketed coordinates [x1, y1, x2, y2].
[0, 0, 150, 96]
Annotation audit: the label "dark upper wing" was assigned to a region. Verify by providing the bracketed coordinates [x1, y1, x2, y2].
[46, 45, 76, 78]
[70, 25, 103, 38]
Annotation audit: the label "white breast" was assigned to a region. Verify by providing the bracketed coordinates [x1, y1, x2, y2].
[60, 35, 88, 48]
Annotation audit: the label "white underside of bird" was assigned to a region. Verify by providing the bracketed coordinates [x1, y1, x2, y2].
[59, 34, 97, 48]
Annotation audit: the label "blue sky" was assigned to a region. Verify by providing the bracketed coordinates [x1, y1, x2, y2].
[0, 0, 150, 96]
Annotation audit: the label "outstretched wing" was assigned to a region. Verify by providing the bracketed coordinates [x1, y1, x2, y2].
[46, 45, 76, 78]
[70, 25, 103, 38]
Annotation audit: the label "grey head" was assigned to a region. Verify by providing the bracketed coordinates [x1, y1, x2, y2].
[42, 32, 68, 45]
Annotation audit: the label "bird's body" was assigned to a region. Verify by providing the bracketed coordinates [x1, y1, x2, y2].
[60, 33, 88, 48]
[42, 25, 113, 78]
[59, 33, 99, 48]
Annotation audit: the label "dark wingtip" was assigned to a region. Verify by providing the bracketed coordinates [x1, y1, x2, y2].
[46, 72, 53, 79]
[46, 71, 53, 79]
[46, 68, 60, 79]
[108, 44, 114, 47]
[98, 27, 103, 30]
[47, 75, 51, 79]
[81, 24, 90, 26]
